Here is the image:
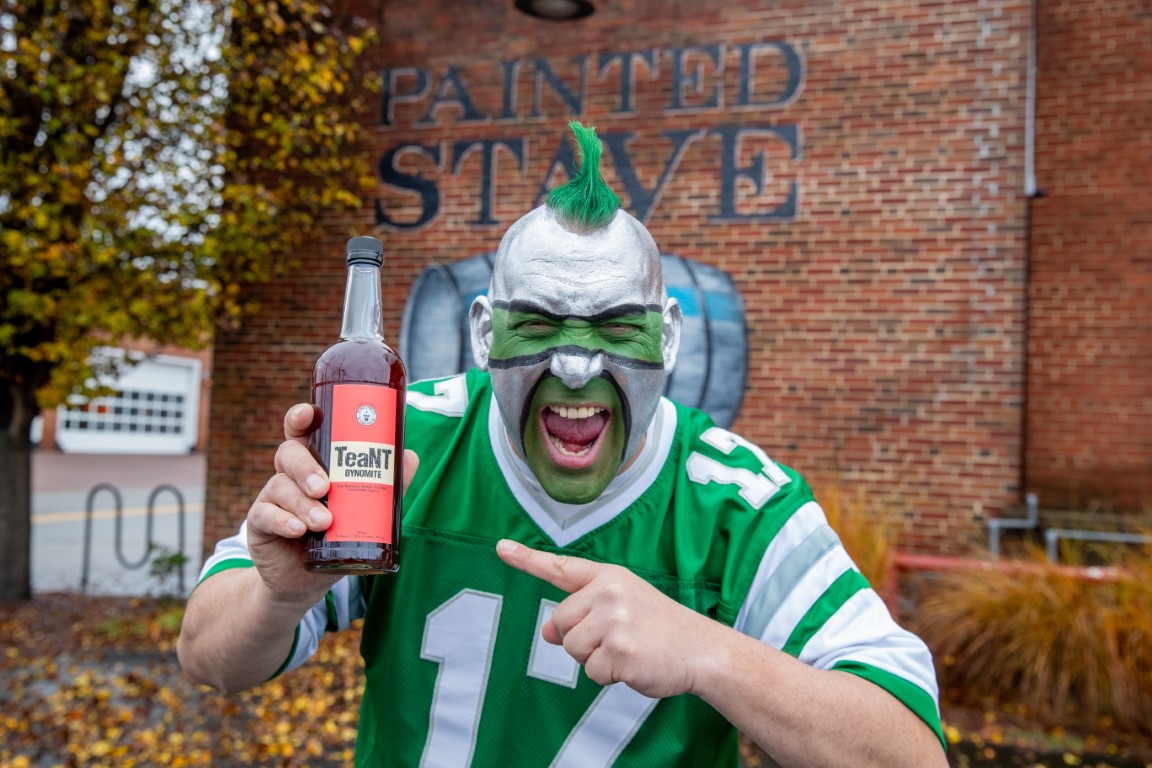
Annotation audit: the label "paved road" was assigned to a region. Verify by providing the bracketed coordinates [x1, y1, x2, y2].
[31, 451, 206, 597]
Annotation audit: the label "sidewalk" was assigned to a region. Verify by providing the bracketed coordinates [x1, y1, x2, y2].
[30, 451, 207, 597]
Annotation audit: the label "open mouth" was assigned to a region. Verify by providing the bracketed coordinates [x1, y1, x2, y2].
[539, 404, 610, 468]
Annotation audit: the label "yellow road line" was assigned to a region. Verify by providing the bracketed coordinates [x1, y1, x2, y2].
[32, 503, 205, 525]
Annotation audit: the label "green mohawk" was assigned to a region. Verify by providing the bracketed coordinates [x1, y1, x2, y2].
[547, 121, 621, 231]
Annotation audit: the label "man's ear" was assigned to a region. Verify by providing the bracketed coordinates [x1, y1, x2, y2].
[469, 295, 494, 371]
[661, 297, 682, 373]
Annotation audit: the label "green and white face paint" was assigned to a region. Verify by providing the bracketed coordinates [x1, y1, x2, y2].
[470, 205, 682, 504]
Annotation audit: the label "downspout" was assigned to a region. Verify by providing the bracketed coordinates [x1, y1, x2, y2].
[1018, 0, 1044, 505]
[1024, 0, 1039, 200]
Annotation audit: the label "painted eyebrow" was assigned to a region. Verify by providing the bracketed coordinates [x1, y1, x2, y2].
[493, 300, 662, 323]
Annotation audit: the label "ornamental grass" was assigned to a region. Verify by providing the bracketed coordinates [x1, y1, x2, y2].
[819, 484, 897, 597]
[911, 542, 1152, 737]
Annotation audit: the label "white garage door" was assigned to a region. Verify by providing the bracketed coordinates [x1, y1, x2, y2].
[55, 351, 202, 455]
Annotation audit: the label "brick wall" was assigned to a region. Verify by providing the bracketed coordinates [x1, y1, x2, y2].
[205, 0, 1040, 554]
[1024, 0, 1152, 513]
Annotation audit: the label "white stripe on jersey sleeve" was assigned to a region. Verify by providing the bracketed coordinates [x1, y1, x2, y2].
[734, 500, 858, 643]
[797, 588, 940, 705]
[732, 501, 940, 716]
[287, 597, 337, 673]
[748, 543, 858, 649]
[197, 520, 254, 578]
[733, 501, 826, 637]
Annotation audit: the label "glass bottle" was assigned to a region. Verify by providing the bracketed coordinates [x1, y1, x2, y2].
[304, 236, 405, 574]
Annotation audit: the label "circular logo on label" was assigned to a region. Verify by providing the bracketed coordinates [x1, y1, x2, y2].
[355, 404, 377, 426]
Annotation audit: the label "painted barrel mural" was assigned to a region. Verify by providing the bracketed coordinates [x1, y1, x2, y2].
[399, 253, 748, 428]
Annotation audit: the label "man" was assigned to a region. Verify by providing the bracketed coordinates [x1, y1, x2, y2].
[179, 123, 947, 767]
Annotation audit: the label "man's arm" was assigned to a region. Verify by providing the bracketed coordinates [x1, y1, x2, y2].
[689, 618, 945, 768]
[178, 404, 419, 693]
[178, 404, 339, 692]
[495, 539, 947, 768]
[177, 564, 333, 693]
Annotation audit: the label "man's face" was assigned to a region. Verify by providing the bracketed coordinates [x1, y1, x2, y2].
[473, 207, 679, 504]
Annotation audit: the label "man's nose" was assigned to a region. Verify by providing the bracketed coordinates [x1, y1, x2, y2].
[550, 349, 604, 389]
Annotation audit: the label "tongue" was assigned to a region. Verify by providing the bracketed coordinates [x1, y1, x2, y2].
[544, 410, 607, 447]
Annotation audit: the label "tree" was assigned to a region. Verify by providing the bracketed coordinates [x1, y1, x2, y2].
[0, 0, 379, 600]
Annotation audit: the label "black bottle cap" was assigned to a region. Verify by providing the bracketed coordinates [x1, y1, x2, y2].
[346, 236, 383, 267]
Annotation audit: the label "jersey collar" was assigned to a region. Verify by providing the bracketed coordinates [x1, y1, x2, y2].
[489, 392, 677, 547]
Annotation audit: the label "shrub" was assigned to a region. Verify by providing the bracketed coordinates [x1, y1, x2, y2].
[911, 546, 1152, 736]
[820, 484, 897, 597]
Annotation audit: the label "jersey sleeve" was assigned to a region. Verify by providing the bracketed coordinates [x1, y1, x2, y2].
[195, 521, 367, 678]
[672, 410, 943, 749]
[733, 499, 944, 748]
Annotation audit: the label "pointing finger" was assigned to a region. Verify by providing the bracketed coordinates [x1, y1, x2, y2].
[496, 540, 602, 594]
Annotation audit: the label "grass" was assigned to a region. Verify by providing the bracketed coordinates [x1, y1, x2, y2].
[814, 487, 1152, 764]
[819, 483, 897, 595]
[912, 543, 1152, 739]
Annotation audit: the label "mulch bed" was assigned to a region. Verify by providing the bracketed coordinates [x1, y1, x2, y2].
[2, 593, 1150, 767]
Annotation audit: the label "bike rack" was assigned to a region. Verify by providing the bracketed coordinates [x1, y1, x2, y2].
[80, 482, 187, 593]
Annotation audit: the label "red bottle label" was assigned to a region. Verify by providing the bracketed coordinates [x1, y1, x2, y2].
[326, 383, 398, 543]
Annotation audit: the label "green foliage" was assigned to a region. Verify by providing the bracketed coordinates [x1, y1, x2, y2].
[93, 614, 151, 642]
[0, 0, 377, 600]
[148, 542, 189, 596]
[0, 0, 378, 407]
[913, 547, 1152, 737]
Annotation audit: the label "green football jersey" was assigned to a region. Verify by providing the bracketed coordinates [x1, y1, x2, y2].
[199, 369, 942, 766]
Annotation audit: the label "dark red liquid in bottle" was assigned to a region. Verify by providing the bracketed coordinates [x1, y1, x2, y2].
[304, 338, 406, 574]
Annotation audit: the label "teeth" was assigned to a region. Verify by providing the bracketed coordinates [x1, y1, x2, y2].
[554, 405, 599, 420]
[550, 434, 593, 456]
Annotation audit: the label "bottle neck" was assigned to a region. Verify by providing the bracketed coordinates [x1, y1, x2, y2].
[340, 263, 384, 340]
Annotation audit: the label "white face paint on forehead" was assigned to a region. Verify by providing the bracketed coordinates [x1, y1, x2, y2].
[474, 202, 681, 501]
[491, 206, 665, 311]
